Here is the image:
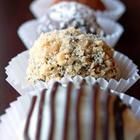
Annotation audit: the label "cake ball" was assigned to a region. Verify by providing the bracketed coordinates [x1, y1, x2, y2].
[27, 27, 119, 83]
[37, 2, 104, 36]
[23, 82, 140, 140]
[52, 0, 106, 11]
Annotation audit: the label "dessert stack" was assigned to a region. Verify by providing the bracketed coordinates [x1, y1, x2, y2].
[1, 0, 140, 139]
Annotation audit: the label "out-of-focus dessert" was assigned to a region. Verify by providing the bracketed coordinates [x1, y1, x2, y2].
[52, 0, 106, 11]
[37, 2, 104, 36]
[27, 27, 119, 83]
[23, 82, 140, 140]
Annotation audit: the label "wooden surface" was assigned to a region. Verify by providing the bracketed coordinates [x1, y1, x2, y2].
[0, 0, 140, 115]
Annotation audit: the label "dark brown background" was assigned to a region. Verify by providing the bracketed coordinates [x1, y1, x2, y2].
[0, 0, 140, 115]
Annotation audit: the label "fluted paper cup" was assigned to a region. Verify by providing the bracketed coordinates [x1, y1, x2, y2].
[0, 95, 32, 140]
[5, 50, 139, 96]
[18, 17, 124, 49]
[30, 0, 126, 20]
[95, 0, 126, 20]
[0, 88, 140, 140]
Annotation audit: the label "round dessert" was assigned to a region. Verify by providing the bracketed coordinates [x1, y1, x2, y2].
[27, 27, 119, 83]
[52, 0, 106, 11]
[37, 2, 104, 36]
[23, 82, 140, 140]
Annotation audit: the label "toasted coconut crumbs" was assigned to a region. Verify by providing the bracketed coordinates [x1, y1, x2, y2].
[27, 27, 119, 83]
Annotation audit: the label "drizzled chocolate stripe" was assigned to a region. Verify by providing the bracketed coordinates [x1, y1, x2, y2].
[91, 83, 99, 140]
[114, 96, 128, 140]
[104, 93, 111, 140]
[62, 82, 73, 140]
[75, 82, 84, 140]
[24, 96, 37, 140]
[35, 89, 47, 140]
[48, 82, 60, 140]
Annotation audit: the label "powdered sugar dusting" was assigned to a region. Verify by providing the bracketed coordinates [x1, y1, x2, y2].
[37, 2, 104, 36]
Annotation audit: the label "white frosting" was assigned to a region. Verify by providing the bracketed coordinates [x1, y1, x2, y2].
[22, 84, 98, 140]
[19, 83, 140, 140]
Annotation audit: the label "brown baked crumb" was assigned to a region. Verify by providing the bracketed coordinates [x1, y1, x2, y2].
[27, 27, 119, 83]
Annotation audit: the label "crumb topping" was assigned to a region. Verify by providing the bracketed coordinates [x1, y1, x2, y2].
[27, 27, 119, 82]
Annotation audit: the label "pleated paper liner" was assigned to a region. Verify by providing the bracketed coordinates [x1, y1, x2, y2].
[18, 17, 124, 49]
[5, 50, 139, 96]
[30, 0, 126, 20]
[0, 86, 140, 140]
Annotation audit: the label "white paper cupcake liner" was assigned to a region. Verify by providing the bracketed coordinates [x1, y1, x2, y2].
[5, 50, 139, 96]
[95, 0, 126, 20]
[18, 17, 124, 49]
[0, 88, 140, 140]
[30, 0, 126, 20]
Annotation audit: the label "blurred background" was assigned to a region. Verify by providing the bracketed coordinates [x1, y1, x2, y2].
[0, 0, 140, 115]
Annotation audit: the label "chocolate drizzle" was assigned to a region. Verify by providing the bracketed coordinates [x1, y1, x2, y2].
[24, 96, 37, 140]
[91, 83, 99, 140]
[104, 93, 111, 140]
[36, 89, 47, 140]
[24, 82, 132, 140]
[114, 96, 127, 140]
[62, 82, 73, 140]
[48, 82, 60, 140]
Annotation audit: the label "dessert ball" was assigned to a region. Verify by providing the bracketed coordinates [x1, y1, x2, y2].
[52, 0, 106, 11]
[27, 27, 119, 83]
[37, 2, 104, 36]
[23, 82, 140, 140]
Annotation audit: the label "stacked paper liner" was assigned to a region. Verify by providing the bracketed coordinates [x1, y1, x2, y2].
[5, 50, 139, 96]
[18, 16, 124, 49]
[30, 0, 126, 20]
[0, 88, 140, 140]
